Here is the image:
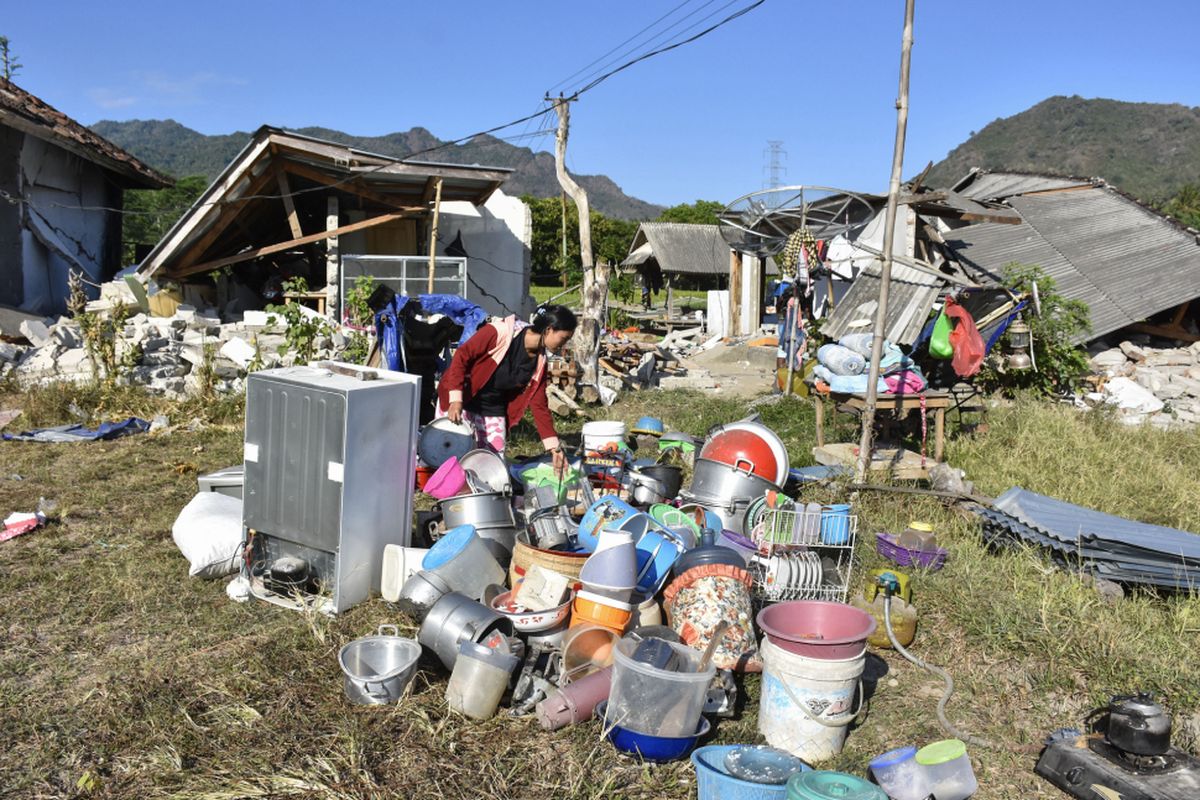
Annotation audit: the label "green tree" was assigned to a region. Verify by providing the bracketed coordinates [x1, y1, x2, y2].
[121, 175, 208, 264]
[523, 194, 638, 285]
[1161, 183, 1200, 230]
[0, 36, 21, 80]
[978, 263, 1091, 397]
[656, 199, 723, 226]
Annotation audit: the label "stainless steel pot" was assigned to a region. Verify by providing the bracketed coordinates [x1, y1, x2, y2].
[438, 490, 516, 530]
[679, 494, 752, 535]
[625, 471, 670, 506]
[339, 624, 422, 705]
[397, 569, 453, 622]
[419, 591, 514, 671]
[688, 457, 780, 504]
[474, 525, 518, 567]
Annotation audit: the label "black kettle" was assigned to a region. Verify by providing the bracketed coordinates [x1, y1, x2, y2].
[1100, 693, 1173, 755]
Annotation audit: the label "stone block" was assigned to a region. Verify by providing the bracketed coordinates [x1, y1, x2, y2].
[174, 305, 197, 322]
[242, 310, 272, 327]
[1157, 382, 1185, 400]
[1089, 348, 1127, 372]
[220, 337, 257, 368]
[19, 320, 51, 347]
[0, 342, 21, 362]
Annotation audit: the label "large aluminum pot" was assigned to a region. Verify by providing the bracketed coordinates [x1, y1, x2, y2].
[625, 471, 670, 507]
[688, 457, 780, 504]
[460, 449, 512, 493]
[419, 591, 514, 671]
[474, 525, 519, 567]
[339, 624, 422, 705]
[438, 490, 516, 530]
[678, 496, 752, 536]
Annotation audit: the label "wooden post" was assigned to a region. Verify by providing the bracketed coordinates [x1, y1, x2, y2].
[666, 274, 674, 321]
[325, 196, 339, 318]
[278, 169, 303, 239]
[729, 250, 742, 335]
[426, 177, 443, 295]
[552, 95, 604, 404]
[561, 192, 569, 289]
[855, 0, 916, 484]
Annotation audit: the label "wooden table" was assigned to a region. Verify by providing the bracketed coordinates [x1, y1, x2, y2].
[813, 388, 953, 462]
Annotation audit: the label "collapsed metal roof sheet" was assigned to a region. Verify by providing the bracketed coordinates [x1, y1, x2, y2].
[821, 261, 943, 345]
[944, 184, 1200, 341]
[951, 169, 1093, 201]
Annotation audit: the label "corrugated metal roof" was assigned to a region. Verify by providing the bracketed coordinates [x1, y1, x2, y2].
[0, 78, 171, 189]
[821, 261, 943, 345]
[623, 223, 729, 275]
[952, 170, 1092, 201]
[944, 186, 1200, 341]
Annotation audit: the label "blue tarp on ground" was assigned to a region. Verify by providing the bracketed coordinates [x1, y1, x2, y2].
[3, 417, 151, 443]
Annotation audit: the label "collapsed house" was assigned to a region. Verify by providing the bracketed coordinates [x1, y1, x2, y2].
[134, 126, 534, 321]
[0, 78, 172, 315]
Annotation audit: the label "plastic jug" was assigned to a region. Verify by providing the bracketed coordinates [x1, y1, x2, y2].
[445, 640, 519, 720]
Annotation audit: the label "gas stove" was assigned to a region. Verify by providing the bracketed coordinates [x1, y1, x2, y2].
[1037, 731, 1200, 799]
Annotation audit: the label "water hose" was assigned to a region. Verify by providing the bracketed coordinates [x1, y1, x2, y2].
[882, 594, 997, 750]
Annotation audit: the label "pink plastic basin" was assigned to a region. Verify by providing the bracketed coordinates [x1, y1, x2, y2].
[757, 600, 877, 660]
[425, 457, 466, 500]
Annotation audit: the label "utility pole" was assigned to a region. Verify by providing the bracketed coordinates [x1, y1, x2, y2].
[560, 192, 569, 289]
[550, 94, 607, 404]
[855, 0, 916, 484]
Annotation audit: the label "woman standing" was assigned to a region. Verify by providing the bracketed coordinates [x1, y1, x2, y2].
[437, 305, 577, 471]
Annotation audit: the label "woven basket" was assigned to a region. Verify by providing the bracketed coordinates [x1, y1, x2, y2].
[875, 532, 947, 570]
[510, 538, 589, 587]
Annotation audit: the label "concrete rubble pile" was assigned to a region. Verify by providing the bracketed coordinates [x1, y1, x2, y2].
[1, 286, 348, 399]
[1085, 337, 1200, 427]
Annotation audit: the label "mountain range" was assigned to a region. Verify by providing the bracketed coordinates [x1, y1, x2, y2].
[89, 119, 665, 220]
[926, 96, 1200, 202]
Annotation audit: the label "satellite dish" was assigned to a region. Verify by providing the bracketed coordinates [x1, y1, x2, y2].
[718, 185, 875, 257]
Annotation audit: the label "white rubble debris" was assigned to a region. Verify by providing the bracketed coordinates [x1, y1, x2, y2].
[1085, 338, 1200, 428]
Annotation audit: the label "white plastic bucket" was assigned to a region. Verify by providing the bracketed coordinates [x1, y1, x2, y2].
[582, 420, 627, 451]
[757, 635, 864, 762]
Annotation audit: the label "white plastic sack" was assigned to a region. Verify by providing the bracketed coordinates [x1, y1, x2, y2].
[171, 492, 243, 579]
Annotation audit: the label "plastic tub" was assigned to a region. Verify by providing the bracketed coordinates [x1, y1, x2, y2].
[445, 640, 519, 719]
[786, 771, 887, 800]
[422, 524, 505, 601]
[560, 624, 620, 684]
[693, 745, 811, 800]
[757, 601, 877, 660]
[571, 591, 633, 633]
[597, 700, 710, 763]
[607, 635, 715, 738]
[425, 456, 467, 499]
[580, 538, 638, 598]
[868, 746, 931, 800]
[915, 740, 976, 800]
[582, 420, 627, 452]
[819, 504, 851, 545]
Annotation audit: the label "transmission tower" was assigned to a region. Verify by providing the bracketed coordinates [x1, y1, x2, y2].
[763, 140, 787, 190]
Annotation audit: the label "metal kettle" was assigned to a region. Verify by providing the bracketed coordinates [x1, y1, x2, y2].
[1103, 693, 1172, 755]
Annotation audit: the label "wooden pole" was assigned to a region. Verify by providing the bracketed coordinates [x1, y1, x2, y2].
[855, 0, 916, 484]
[426, 177, 443, 294]
[561, 192, 569, 289]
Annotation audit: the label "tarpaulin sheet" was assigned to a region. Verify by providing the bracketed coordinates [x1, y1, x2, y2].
[3, 417, 151, 443]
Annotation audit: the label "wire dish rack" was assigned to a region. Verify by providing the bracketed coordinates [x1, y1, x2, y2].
[747, 506, 858, 604]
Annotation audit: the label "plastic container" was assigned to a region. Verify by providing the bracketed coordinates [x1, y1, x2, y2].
[577, 496, 643, 551]
[582, 420, 627, 452]
[607, 635, 715, 738]
[631, 592, 663, 628]
[597, 700, 710, 763]
[693, 745, 805, 800]
[758, 637, 864, 762]
[535, 665, 612, 730]
[718, 530, 761, 565]
[633, 525, 689, 596]
[819, 504, 851, 545]
[757, 600, 877, 660]
[915, 739, 977, 800]
[571, 590, 633, 633]
[649, 503, 702, 534]
[786, 771, 887, 800]
[672, 530, 744, 576]
[422, 524, 505, 601]
[445, 640, 519, 719]
[580, 539, 638, 602]
[381, 545, 430, 602]
[425, 456, 466, 499]
[560, 624, 621, 684]
[868, 746, 931, 800]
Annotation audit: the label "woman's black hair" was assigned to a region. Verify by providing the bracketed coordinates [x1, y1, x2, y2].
[531, 304, 578, 333]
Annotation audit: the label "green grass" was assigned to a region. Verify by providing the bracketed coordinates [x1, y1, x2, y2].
[1, 384, 1199, 798]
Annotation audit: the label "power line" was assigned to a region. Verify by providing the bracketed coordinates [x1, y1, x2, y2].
[546, 0, 702, 94]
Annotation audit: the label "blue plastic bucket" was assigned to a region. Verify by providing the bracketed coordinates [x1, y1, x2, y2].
[693, 744, 808, 800]
[577, 497, 642, 551]
[819, 504, 851, 545]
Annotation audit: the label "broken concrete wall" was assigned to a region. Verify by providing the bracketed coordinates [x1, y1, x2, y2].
[15, 136, 122, 315]
[438, 189, 534, 318]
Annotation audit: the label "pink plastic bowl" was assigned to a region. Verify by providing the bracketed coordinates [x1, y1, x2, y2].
[425, 457, 466, 500]
[757, 600, 877, 660]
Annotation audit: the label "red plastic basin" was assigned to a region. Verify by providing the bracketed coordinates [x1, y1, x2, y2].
[757, 600, 877, 660]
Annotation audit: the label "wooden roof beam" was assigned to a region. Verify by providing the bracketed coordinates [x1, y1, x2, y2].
[280, 160, 427, 213]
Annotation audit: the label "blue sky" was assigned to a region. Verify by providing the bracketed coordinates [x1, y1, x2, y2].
[6, 1, 1199, 207]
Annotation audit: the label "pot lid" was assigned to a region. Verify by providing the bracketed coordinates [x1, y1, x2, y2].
[786, 771, 887, 800]
[671, 530, 744, 576]
[1111, 693, 1166, 719]
[915, 739, 966, 766]
[422, 524, 477, 570]
[418, 419, 475, 467]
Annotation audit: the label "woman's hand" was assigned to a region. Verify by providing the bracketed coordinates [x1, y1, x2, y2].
[551, 447, 567, 474]
[447, 402, 464, 424]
